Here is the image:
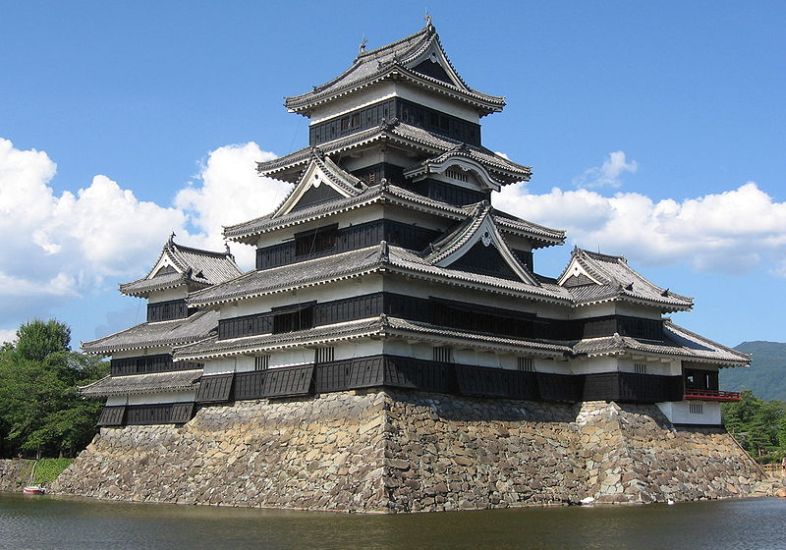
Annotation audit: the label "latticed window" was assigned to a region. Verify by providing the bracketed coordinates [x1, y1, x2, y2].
[517, 357, 534, 372]
[254, 355, 270, 371]
[316, 347, 335, 364]
[433, 346, 453, 363]
[689, 403, 704, 414]
[634, 363, 648, 374]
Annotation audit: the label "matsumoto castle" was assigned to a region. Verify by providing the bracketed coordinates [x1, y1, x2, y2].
[81, 21, 747, 431]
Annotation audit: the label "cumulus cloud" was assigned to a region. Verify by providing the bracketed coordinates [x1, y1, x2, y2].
[0, 137, 285, 325]
[0, 329, 16, 344]
[573, 150, 638, 189]
[496, 181, 786, 273]
[175, 143, 291, 269]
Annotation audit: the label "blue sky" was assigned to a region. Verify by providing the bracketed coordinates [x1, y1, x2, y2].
[1, 1, 784, 348]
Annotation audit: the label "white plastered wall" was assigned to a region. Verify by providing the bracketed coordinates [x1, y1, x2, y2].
[105, 390, 195, 406]
[657, 401, 722, 425]
[148, 287, 188, 304]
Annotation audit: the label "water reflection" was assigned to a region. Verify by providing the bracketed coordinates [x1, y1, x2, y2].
[1, 494, 785, 550]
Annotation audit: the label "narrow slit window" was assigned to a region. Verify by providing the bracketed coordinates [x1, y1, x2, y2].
[517, 357, 534, 372]
[255, 355, 270, 371]
[689, 403, 704, 415]
[634, 363, 648, 375]
[433, 346, 453, 363]
[316, 347, 335, 364]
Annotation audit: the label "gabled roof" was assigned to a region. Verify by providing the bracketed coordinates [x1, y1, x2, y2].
[284, 22, 505, 117]
[491, 209, 566, 248]
[425, 202, 540, 285]
[572, 320, 750, 367]
[256, 119, 529, 185]
[120, 236, 242, 298]
[79, 369, 202, 397]
[81, 309, 219, 355]
[557, 248, 693, 312]
[403, 143, 530, 189]
[270, 151, 366, 218]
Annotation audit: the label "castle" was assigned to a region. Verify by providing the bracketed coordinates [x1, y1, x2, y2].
[63, 22, 762, 512]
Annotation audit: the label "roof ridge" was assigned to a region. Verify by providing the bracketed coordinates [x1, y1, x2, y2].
[355, 24, 432, 61]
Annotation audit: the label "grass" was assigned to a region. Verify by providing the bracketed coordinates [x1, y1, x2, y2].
[32, 458, 73, 485]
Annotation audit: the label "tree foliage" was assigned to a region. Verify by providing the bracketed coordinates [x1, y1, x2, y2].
[723, 390, 786, 463]
[0, 319, 107, 458]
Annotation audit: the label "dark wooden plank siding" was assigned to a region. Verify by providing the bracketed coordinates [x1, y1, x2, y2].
[125, 404, 173, 425]
[308, 98, 480, 146]
[315, 356, 385, 392]
[147, 299, 189, 322]
[170, 402, 195, 424]
[195, 373, 234, 403]
[234, 370, 266, 401]
[261, 364, 315, 398]
[111, 355, 203, 376]
[97, 405, 126, 426]
[256, 220, 440, 270]
[400, 178, 490, 207]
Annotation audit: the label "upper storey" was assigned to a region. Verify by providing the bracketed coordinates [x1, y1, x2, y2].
[285, 22, 504, 138]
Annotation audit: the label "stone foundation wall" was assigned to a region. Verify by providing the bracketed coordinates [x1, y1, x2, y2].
[53, 390, 769, 512]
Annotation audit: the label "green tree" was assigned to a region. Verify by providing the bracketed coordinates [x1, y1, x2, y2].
[15, 319, 71, 362]
[0, 320, 107, 458]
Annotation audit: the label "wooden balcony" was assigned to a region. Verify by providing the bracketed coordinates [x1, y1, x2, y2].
[684, 388, 741, 402]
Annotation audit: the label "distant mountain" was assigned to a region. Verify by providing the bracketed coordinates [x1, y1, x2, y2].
[720, 341, 786, 401]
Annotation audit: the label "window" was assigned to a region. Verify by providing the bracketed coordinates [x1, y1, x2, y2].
[315, 347, 335, 364]
[517, 357, 534, 372]
[634, 363, 648, 375]
[272, 305, 314, 334]
[294, 225, 338, 257]
[255, 355, 270, 371]
[689, 403, 704, 415]
[433, 346, 453, 363]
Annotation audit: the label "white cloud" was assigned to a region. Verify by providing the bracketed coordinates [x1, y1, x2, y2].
[175, 142, 291, 269]
[573, 150, 638, 189]
[496, 181, 786, 273]
[0, 137, 286, 327]
[0, 329, 16, 344]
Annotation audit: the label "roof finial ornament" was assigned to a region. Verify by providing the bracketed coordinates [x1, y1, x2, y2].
[359, 36, 367, 55]
[168, 231, 176, 246]
[424, 12, 433, 31]
[225, 242, 231, 256]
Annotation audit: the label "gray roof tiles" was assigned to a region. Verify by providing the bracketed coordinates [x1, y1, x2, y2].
[82, 309, 219, 355]
[284, 24, 504, 115]
[79, 370, 202, 397]
[120, 238, 242, 297]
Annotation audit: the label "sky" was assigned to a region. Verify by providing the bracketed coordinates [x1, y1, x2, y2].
[1, 1, 785, 348]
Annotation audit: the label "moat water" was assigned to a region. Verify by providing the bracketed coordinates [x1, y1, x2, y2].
[1, 493, 785, 549]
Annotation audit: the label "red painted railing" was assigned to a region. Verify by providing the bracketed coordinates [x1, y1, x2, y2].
[684, 389, 741, 402]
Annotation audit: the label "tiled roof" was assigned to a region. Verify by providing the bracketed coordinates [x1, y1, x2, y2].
[256, 120, 527, 185]
[224, 183, 468, 244]
[187, 246, 385, 307]
[284, 23, 504, 116]
[491, 209, 565, 246]
[560, 248, 693, 312]
[120, 237, 242, 297]
[189, 242, 574, 308]
[81, 310, 219, 355]
[423, 202, 540, 285]
[174, 318, 383, 361]
[402, 143, 531, 186]
[174, 315, 569, 362]
[572, 320, 749, 366]
[79, 370, 202, 397]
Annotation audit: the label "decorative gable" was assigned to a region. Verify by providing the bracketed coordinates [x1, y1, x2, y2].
[558, 257, 603, 287]
[428, 203, 539, 285]
[403, 146, 505, 192]
[273, 154, 365, 218]
[405, 35, 465, 89]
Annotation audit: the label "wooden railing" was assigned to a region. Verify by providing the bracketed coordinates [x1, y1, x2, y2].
[684, 388, 741, 402]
